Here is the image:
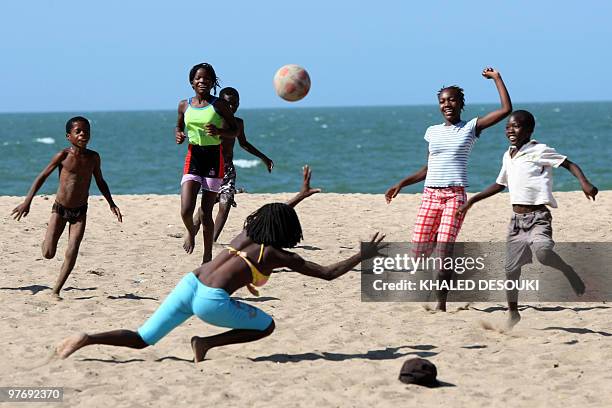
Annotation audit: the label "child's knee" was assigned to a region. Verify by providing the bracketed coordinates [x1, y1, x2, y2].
[534, 247, 554, 265]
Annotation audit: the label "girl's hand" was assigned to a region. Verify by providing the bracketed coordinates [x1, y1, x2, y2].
[455, 202, 472, 218]
[263, 158, 274, 173]
[205, 124, 221, 136]
[361, 232, 388, 260]
[582, 182, 598, 201]
[175, 129, 186, 144]
[299, 165, 321, 198]
[111, 206, 123, 222]
[482, 67, 501, 80]
[11, 202, 30, 221]
[385, 184, 401, 204]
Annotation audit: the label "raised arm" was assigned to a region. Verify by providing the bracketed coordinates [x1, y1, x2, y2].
[11, 150, 66, 221]
[93, 153, 122, 222]
[277, 232, 386, 281]
[175, 100, 187, 144]
[456, 182, 506, 218]
[237, 120, 274, 172]
[286, 165, 321, 208]
[475, 67, 512, 135]
[560, 159, 598, 200]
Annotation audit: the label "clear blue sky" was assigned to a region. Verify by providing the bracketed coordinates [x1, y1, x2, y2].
[1, 1, 610, 112]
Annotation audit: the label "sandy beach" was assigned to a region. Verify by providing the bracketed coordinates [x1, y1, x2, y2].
[1, 192, 611, 407]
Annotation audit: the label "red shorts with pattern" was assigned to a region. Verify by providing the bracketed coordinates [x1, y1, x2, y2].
[411, 187, 467, 251]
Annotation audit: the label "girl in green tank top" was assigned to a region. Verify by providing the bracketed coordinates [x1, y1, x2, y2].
[175, 63, 239, 264]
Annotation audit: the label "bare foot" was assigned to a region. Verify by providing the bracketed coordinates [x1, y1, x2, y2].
[570, 277, 586, 297]
[191, 336, 212, 363]
[50, 292, 63, 302]
[183, 230, 195, 254]
[56, 333, 89, 359]
[435, 301, 447, 312]
[201, 254, 212, 265]
[506, 310, 521, 330]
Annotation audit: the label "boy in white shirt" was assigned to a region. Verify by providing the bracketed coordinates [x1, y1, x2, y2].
[456, 110, 598, 328]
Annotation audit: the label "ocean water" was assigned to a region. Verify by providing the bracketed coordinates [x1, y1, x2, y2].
[1, 102, 611, 196]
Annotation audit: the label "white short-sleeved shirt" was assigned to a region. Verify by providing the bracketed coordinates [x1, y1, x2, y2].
[424, 117, 479, 187]
[496, 140, 567, 208]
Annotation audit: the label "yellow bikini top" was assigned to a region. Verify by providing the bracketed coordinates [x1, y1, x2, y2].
[226, 244, 269, 297]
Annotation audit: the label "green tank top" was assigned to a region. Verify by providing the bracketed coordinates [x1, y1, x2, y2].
[184, 97, 225, 146]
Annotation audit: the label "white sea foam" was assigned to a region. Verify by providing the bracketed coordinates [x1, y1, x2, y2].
[35, 137, 55, 144]
[233, 159, 260, 169]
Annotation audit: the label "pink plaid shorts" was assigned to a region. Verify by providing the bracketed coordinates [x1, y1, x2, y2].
[411, 187, 467, 247]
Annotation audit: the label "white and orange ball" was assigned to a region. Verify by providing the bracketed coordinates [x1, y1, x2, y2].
[273, 64, 311, 102]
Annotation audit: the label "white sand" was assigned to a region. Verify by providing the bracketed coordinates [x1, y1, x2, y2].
[1, 192, 611, 407]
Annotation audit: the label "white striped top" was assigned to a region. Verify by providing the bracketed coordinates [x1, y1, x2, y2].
[424, 117, 479, 187]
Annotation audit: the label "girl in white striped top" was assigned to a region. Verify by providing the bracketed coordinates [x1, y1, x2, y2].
[385, 67, 512, 311]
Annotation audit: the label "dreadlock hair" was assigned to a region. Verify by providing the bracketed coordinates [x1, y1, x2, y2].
[189, 63, 221, 95]
[244, 203, 303, 249]
[438, 85, 465, 111]
[510, 110, 536, 133]
[65, 116, 90, 134]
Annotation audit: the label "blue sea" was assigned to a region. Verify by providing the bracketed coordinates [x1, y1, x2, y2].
[1, 102, 611, 196]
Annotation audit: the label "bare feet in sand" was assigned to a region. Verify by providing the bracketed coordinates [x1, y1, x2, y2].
[50, 292, 63, 301]
[506, 310, 521, 330]
[183, 229, 196, 254]
[191, 336, 211, 363]
[56, 333, 89, 359]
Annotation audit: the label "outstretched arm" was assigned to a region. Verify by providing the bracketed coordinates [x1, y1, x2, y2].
[237, 121, 274, 172]
[475, 67, 512, 135]
[278, 232, 387, 281]
[560, 159, 598, 200]
[286, 165, 321, 208]
[385, 152, 428, 204]
[456, 183, 506, 218]
[12, 150, 66, 221]
[93, 154, 122, 222]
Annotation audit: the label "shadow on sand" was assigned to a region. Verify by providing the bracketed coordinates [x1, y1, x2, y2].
[250, 345, 438, 363]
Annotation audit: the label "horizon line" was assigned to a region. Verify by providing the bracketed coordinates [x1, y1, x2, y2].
[1, 99, 611, 115]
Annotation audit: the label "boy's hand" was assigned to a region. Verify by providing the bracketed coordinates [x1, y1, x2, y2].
[385, 184, 401, 204]
[482, 67, 501, 80]
[582, 183, 598, 201]
[175, 129, 186, 144]
[263, 158, 274, 173]
[111, 206, 123, 222]
[299, 165, 321, 198]
[11, 202, 31, 221]
[455, 202, 472, 218]
[361, 232, 388, 260]
[204, 124, 221, 136]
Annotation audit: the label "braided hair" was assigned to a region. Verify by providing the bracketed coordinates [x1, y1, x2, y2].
[437, 85, 465, 111]
[244, 203, 303, 249]
[189, 63, 221, 95]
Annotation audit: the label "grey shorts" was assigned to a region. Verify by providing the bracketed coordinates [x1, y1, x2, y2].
[218, 162, 237, 206]
[505, 209, 554, 274]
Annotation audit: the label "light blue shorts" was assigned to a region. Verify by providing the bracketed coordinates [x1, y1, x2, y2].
[138, 272, 273, 345]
